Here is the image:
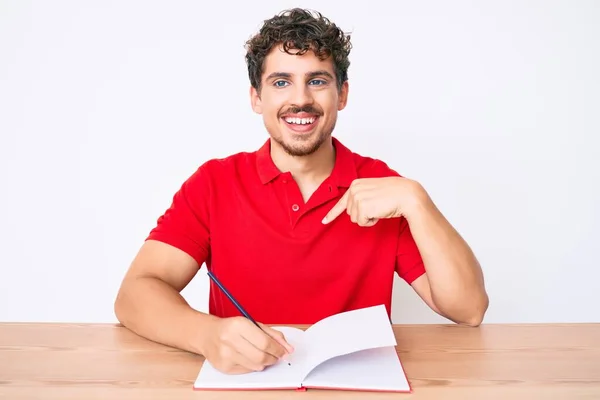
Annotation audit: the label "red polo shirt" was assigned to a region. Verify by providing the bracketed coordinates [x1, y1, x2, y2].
[146, 137, 425, 324]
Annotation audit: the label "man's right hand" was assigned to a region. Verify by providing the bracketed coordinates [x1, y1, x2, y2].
[200, 316, 294, 374]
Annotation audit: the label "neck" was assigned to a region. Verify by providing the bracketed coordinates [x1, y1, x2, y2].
[270, 138, 336, 187]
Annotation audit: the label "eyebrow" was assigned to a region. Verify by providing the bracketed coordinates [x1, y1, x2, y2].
[265, 70, 334, 81]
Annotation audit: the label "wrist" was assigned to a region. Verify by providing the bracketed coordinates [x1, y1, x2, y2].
[401, 180, 432, 221]
[188, 311, 220, 356]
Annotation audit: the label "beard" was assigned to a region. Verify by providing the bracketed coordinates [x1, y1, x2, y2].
[272, 128, 331, 157]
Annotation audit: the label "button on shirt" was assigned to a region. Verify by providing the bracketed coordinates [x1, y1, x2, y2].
[146, 137, 426, 324]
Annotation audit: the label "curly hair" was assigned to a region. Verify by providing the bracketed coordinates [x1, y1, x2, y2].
[245, 8, 352, 93]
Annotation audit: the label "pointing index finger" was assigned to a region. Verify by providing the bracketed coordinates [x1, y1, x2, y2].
[322, 190, 349, 224]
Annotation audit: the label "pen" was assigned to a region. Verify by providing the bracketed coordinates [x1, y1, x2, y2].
[207, 270, 292, 366]
[206, 270, 263, 330]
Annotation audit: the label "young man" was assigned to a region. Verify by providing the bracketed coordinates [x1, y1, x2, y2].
[114, 8, 488, 375]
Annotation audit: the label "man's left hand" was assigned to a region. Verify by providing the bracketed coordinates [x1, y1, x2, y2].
[322, 177, 426, 226]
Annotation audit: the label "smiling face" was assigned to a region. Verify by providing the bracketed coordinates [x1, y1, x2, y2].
[250, 45, 349, 157]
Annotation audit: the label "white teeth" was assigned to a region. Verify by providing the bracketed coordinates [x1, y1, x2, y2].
[284, 117, 315, 125]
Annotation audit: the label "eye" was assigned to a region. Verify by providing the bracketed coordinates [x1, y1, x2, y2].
[309, 79, 326, 85]
[273, 80, 289, 87]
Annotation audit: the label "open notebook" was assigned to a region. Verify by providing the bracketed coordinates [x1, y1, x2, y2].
[193, 305, 411, 393]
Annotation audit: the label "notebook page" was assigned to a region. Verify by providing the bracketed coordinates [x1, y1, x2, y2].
[300, 305, 397, 379]
[302, 346, 410, 392]
[193, 326, 307, 389]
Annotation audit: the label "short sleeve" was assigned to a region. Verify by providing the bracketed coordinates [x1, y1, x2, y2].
[146, 164, 211, 267]
[395, 217, 426, 284]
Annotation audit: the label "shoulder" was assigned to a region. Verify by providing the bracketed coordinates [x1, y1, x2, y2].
[187, 149, 257, 184]
[350, 150, 404, 179]
[171, 151, 256, 210]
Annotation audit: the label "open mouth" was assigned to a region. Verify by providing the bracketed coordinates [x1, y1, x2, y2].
[281, 115, 319, 133]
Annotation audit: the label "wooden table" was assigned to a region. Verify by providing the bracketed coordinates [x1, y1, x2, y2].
[1, 323, 599, 399]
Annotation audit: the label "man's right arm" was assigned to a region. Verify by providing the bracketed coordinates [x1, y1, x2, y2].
[113, 164, 219, 356]
[114, 239, 215, 355]
[114, 239, 293, 373]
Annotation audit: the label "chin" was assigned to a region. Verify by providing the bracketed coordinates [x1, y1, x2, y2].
[277, 132, 328, 157]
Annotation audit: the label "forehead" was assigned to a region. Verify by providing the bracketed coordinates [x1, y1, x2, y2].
[262, 45, 335, 78]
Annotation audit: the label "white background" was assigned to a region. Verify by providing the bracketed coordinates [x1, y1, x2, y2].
[1, 1, 598, 324]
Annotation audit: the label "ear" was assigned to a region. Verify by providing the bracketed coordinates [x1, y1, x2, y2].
[337, 81, 349, 111]
[250, 86, 263, 114]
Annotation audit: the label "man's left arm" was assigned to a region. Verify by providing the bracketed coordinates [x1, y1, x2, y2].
[323, 176, 489, 326]
[403, 183, 489, 326]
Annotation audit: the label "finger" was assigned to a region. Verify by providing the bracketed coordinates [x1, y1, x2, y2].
[352, 198, 365, 224]
[357, 202, 371, 226]
[226, 364, 255, 375]
[213, 360, 254, 375]
[240, 323, 288, 360]
[347, 190, 354, 218]
[233, 335, 279, 368]
[322, 190, 349, 224]
[212, 347, 260, 375]
[364, 218, 379, 226]
[359, 214, 378, 226]
[230, 348, 269, 372]
[260, 324, 294, 354]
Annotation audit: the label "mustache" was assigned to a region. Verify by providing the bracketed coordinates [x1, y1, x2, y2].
[279, 105, 323, 117]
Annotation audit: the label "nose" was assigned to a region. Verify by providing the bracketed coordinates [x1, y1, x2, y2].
[290, 83, 313, 106]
